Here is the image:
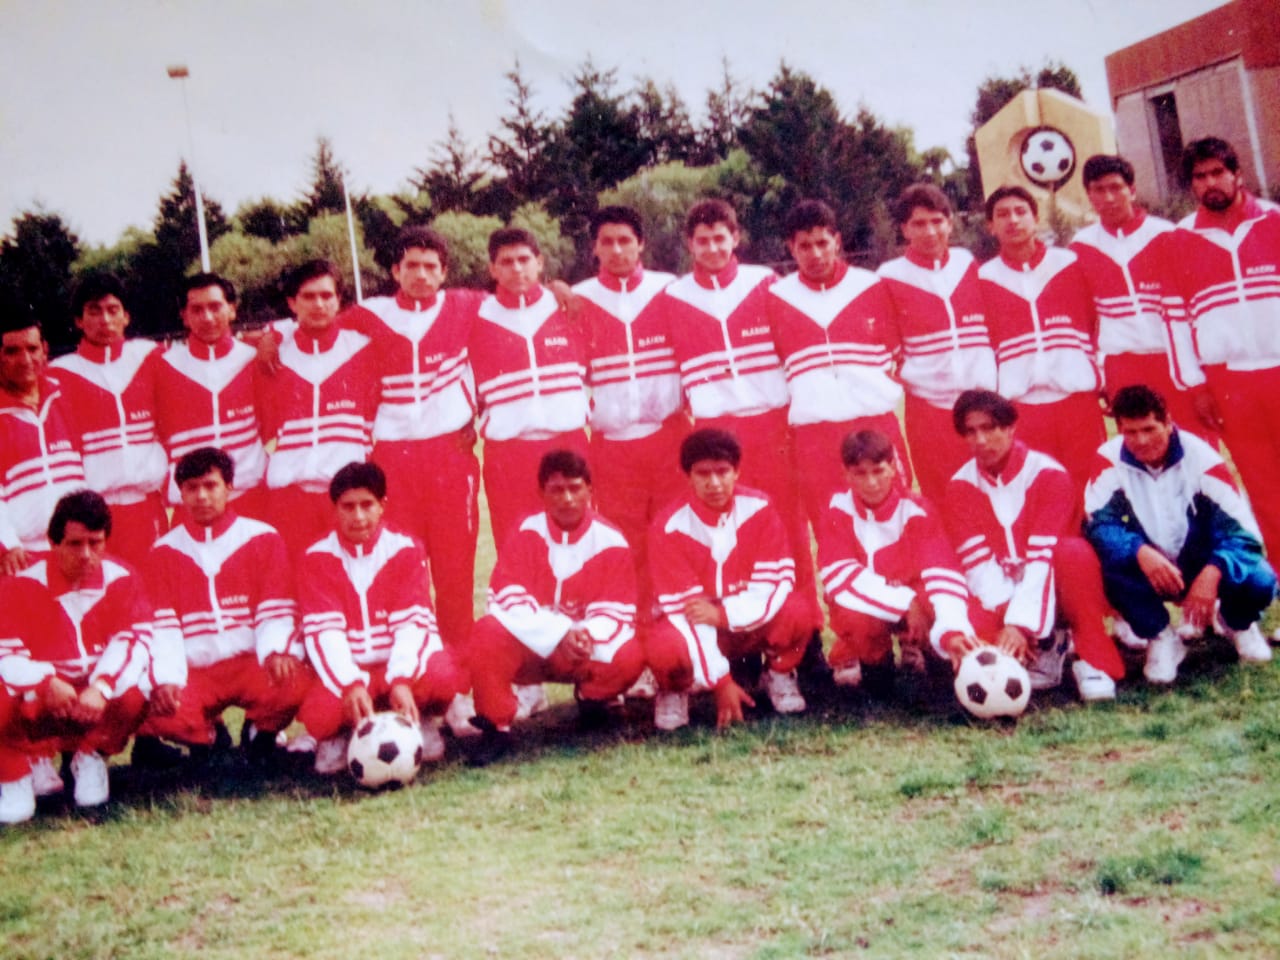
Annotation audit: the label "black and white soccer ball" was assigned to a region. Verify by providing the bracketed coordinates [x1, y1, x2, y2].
[1020, 126, 1075, 188]
[347, 712, 424, 788]
[954, 647, 1031, 719]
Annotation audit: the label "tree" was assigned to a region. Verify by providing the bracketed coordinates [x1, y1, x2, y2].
[487, 59, 557, 214]
[428, 210, 505, 289]
[237, 197, 295, 243]
[153, 160, 230, 268]
[633, 78, 698, 167]
[597, 161, 724, 274]
[298, 137, 348, 224]
[0, 209, 81, 354]
[694, 58, 750, 165]
[413, 114, 484, 214]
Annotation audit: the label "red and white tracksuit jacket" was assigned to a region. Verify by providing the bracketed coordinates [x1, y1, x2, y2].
[146, 511, 300, 688]
[1070, 212, 1203, 391]
[299, 524, 444, 698]
[877, 247, 996, 504]
[484, 509, 637, 660]
[979, 244, 1100, 404]
[0, 378, 87, 553]
[49, 339, 169, 506]
[817, 487, 973, 658]
[649, 487, 795, 690]
[0, 557, 151, 701]
[256, 324, 377, 492]
[155, 336, 267, 503]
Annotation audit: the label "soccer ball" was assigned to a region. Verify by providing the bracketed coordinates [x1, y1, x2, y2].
[1019, 127, 1075, 188]
[954, 647, 1031, 719]
[347, 712, 424, 788]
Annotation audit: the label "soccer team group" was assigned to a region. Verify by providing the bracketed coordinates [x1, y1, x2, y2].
[1, 133, 1278, 822]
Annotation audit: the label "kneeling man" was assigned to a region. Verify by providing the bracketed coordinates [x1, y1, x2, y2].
[469, 450, 644, 764]
[646, 428, 810, 730]
[297, 462, 466, 774]
[1085, 385, 1273, 683]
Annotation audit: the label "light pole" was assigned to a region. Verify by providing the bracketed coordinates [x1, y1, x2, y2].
[166, 64, 211, 272]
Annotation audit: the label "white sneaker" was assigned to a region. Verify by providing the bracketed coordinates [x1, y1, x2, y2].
[1176, 620, 1205, 641]
[1226, 623, 1272, 663]
[419, 717, 446, 763]
[1270, 625, 1280, 646]
[1144, 627, 1187, 684]
[654, 691, 689, 731]
[1072, 659, 1116, 702]
[762, 669, 806, 715]
[1027, 632, 1068, 690]
[0, 776, 35, 825]
[30, 756, 64, 797]
[445, 692, 480, 738]
[513, 684, 550, 721]
[283, 732, 317, 754]
[1112, 619, 1149, 651]
[624, 667, 658, 700]
[70, 751, 109, 808]
[314, 735, 348, 775]
[832, 660, 863, 688]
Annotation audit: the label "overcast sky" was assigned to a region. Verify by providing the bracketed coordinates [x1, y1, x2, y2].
[0, 0, 1225, 246]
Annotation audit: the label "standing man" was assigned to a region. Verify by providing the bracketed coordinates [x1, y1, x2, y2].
[155, 274, 270, 522]
[1084, 385, 1273, 684]
[1168, 137, 1280, 578]
[0, 491, 151, 822]
[256, 260, 378, 557]
[657, 199, 821, 637]
[468, 451, 644, 765]
[572, 206, 685, 626]
[143, 447, 311, 760]
[0, 308, 86, 575]
[646, 429, 810, 730]
[1070, 155, 1214, 440]
[978, 186, 1105, 498]
[943, 390, 1123, 701]
[768, 198, 909, 530]
[470, 228, 591, 551]
[51, 274, 169, 568]
[296, 461, 466, 774]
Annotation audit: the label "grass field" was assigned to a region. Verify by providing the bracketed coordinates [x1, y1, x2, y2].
[5, 492, 1280, 959]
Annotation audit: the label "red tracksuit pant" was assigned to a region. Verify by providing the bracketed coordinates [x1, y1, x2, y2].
[0, 685, 147, 782]
[296, 653, 467, 741]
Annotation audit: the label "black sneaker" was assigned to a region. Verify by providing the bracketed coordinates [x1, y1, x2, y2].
[468, 727, 513, 768]
[130, 735, 185, 771]
[575, 698, 612, 733]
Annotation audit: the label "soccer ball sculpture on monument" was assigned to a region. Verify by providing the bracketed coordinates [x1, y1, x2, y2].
[347, 712, 425, 788]
[1019, 126, 1076, 189]
[954, 648, 1032, 719]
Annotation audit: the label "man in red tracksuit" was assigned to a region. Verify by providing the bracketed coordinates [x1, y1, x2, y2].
[470, 228, 591, 552]
[646, 428, 810, 731]
[468, 450, 644, 765]
[768, 199, 909, 532]
[941, 390, 1123, 701]
[51, 274, 169, 568]
[0, 310, 87, 576]
[573, 206, 686, 629]
[818, 429, 980, 699]
[143, 447, 311, 760]
[1167, 137, 1280, 585]
[1069, 154, 1215, 442]
[878, 184, 998, 505]
[154, 274, 270, 522]
[0, 491, 151, 822]
[296, 461, 466, 775]
[978, 186, 1106, 500]
[256, 260, 378, 557]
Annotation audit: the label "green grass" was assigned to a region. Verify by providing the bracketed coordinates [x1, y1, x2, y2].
[7, 491, 1280, 958]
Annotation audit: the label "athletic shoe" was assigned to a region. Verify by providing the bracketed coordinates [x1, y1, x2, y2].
[624, 667, 658, 700]
[832, 660, 863, 688]
[513, 684, 549, 721]
[313, 736, 348, 775]
[131, 735, 185, 770]
[1226, 623, 1272, 664]
[1270, 625, 1280, 645]
[467, 723, 512, 768]
[575, 698, 612, 733]
[0, 776, 35, 825]
[30, 756, 64, 797]
[654, 691, 689, 731]
[1176, 620, 1205, 641]
[762, 669, 806, 715]
[282, 732, 317, 754]
[1112, 619, 1149, 651]
[1072, 659, 1116, 702]
[445, 692, 480, 739]
[1027, 632, 1068, 690]
[1144, 627, 1187, 684]
[419, 717, 447, 763]
[70, 751, 109, 808]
